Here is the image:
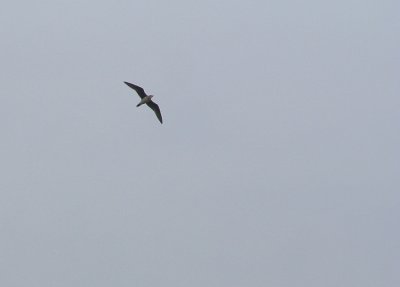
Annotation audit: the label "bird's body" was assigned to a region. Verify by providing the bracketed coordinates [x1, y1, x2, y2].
[136, 95, 154, 107]
[124, 82, 163, 124]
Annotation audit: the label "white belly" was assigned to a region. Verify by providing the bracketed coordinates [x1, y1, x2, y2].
[139, 96, 152, 105]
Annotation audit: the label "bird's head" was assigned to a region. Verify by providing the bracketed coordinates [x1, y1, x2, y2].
[149, 95, 154, 99]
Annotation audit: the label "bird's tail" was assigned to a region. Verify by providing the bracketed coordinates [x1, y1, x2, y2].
[136, 103, 142, 107]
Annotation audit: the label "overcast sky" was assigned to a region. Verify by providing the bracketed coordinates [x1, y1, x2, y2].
[1, 1, 399, 286]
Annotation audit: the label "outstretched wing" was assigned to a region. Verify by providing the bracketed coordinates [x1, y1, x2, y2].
[124, 82, 147, 99]
[146, 101, 163, 124]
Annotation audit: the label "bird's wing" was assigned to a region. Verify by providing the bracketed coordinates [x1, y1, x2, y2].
[124, 82, 147, 99]
[146, 101, 163, 124]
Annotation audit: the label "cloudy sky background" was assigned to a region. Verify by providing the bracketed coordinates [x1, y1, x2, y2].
[1, 1, 399, 286]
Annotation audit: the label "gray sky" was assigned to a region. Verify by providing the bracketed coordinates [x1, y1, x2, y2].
[1, 0, 399, 286]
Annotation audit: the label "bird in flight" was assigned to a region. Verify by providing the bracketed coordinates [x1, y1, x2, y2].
[124, 82, 163, 124]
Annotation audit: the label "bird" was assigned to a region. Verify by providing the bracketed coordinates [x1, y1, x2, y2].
[124, 81, 163, 124]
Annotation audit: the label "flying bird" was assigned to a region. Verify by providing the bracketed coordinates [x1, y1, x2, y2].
[124, 81, 163, 124]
